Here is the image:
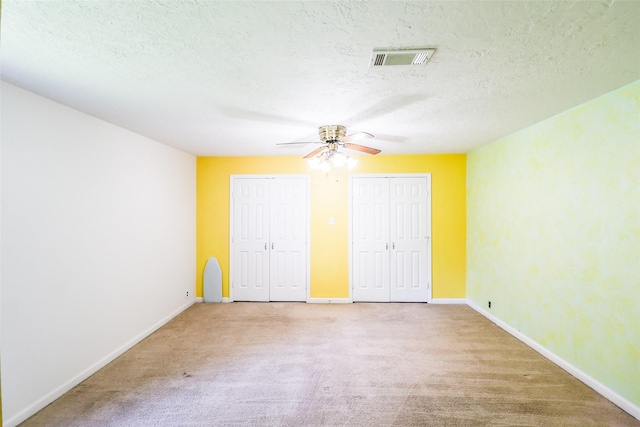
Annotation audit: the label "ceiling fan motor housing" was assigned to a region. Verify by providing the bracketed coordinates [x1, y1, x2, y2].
[319, 125, 346, 142]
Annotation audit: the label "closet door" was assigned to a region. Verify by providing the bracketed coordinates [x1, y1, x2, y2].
[231, 176, 308, 302]
[351, 175, 431, 303]
[231, 178, 270, 302]
[351, 177, 390, 302]
[269, 178, 307, 301]
[389, 177, 430, 302]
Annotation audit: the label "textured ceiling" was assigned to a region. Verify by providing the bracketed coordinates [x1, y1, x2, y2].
[2, 1, 639, 157]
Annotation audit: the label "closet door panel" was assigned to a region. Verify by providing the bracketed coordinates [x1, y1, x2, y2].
[352, 178, 390, 302]
[269, 178, 307, 301]
[389, 177, 429, 302]
[232, 179, 270, 302]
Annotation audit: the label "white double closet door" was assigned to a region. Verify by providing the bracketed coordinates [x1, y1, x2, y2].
[230, 176, 308, 302]
[351, 175, 431, 302]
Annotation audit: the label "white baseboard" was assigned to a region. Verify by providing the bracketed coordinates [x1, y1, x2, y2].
[222, 297, 231, 303]
[306, 298, 353, 304]
[5, 299, 197, 427]
[430, 298, 466, 304]
[195, 297, 203, 303]
[465, 299, 640, 421]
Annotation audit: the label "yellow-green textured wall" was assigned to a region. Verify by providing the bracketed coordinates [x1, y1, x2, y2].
[467, 80, 640, 406]
[197, 154, 466, 300]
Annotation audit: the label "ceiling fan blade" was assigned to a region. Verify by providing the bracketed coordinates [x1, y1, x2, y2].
[374, 133, 408, 143]
[216, 106, 315, 128]
[343, 143, 381, 155]
[276, 141, 320, 145]
[303, 146, 328, 159]
[340, 132, 374, 142]
[342, 93, 428, 124]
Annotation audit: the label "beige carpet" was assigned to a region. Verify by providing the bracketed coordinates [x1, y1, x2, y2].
[22, 303, 638, 426]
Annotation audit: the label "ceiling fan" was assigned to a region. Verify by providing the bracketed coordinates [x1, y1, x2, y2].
[277, 125, 381, 170]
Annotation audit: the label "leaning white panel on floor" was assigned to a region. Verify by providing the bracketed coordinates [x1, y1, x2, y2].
[203, 257, 223, 303]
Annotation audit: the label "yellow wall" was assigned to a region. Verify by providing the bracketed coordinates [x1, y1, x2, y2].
[196, 154, 466, 300]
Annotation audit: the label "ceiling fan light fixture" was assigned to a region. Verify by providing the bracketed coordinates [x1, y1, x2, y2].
[308, 150, 358, 172]
[319, 160, 331, 173]
[332, 152, 348, 167]
[283, 124, 377, 171]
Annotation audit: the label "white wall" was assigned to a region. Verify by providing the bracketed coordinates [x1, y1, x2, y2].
[0, 82, 196, 426]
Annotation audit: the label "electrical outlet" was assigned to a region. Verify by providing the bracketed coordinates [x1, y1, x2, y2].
[185, 291, 189, 299]
[488, 300, 492, 308]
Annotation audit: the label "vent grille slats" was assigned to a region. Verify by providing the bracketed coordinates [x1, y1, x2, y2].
[374, 54, 386, 67]
[412, 52, 429, 65]
[370, 48, 435, 68]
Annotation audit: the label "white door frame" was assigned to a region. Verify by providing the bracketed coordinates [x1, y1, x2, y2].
[229, 175, 310, 302]
[348, 173, 432, 303]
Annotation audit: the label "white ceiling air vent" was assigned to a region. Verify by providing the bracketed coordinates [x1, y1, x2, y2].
[369, 48, 436, 68]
